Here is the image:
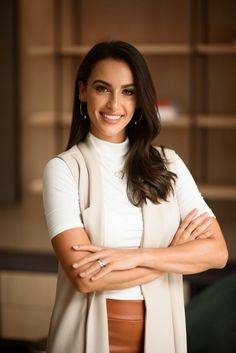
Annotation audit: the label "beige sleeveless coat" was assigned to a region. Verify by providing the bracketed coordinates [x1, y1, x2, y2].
[46, 138, 187, 353]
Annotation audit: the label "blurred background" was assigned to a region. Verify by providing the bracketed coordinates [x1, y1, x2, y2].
[0, 0, 236, 352]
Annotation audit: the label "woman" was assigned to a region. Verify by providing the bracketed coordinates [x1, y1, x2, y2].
[43, 41, 228, 353]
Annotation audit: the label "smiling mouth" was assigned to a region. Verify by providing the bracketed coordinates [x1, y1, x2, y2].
[102, 113, 123, 122]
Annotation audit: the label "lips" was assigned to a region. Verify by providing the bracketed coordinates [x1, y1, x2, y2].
[101, 113, 123, 122]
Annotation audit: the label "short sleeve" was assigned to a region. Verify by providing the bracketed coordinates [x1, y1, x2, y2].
[42, 157, 84, 239]
[175, 154, 215, 220]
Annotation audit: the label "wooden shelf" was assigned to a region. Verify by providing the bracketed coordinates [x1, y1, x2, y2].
[28, 112, 71, 127]
[28, 46, 55, 56]
[28, 112, 55, 126]
[199, 185, 236, 200]
[28, 43, 236, 57]
[61, 44, 193, 56]
[28, 44, 193, 57]
[59, 45, 91, 56]
[196, 115, 236, 128]
[196, 44, 236, 55]
[161, 115, 191, 128]
[134, 44, 192, 55]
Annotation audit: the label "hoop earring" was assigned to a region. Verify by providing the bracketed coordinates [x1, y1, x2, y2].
[134, 113, 143, 125]
[80, 102, 87, 119]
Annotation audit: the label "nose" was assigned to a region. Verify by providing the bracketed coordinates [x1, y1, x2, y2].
[106, 92, 119, 111]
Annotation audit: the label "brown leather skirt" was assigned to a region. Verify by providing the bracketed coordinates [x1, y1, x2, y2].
[106, 299, 145, 353]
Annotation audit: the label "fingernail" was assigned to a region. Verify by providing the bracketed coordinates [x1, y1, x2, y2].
[206, 230, 213, 235]
[72, 263, 79, 269]
[80, 272, 85, 277]
[72, 245, 80, 250]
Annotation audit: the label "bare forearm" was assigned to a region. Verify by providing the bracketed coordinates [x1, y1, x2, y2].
[140, 237, 227, 275]
[78, 267, 162, 293]
[139, 218, 228, 274]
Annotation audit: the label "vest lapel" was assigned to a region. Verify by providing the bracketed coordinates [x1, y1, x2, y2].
[78, 140, 106, 246]
[77, 140, 110, 353]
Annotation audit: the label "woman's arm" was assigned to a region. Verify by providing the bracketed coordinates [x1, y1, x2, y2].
[140, 217, 228, 274]
[52, 227, 162, 293]
[72, 210, 228, 280]
[73, 154, 229, 280]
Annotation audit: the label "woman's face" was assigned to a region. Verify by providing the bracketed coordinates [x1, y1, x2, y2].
[79, 58, 137, 143]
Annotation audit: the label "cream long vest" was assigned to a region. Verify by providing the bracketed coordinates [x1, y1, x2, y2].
[46, 137, 187, 353]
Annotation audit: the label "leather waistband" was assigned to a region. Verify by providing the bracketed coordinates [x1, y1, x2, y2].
[106, 299, 145, 320]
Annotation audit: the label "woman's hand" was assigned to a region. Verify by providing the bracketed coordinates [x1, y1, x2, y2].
[72, 245, 142, 281]
[170, 209, 213, 247]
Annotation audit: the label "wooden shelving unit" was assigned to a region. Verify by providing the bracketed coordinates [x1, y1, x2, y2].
[20, 0, 236, 202]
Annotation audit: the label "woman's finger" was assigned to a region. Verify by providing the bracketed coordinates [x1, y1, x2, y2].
[72, 244, 103, 252]
[90, 264, 113, 281]
[185, 212, 210, 235]
[171, 211, 213, 246]
[189, 218, 212, 240]
[72, 250, 108, 268]
[173, 210, 200, 243]
[79, 259, 107, 278]
[178, 209, 198, 231]
[197, 229, 213, 239]
[79, 258, 114, 280]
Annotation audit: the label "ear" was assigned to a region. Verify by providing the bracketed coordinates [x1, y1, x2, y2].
[78, 81, 87, 101]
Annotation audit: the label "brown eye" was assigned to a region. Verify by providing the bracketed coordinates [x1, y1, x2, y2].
[95, 85, 109, 93]
[123, 88, 135, 96]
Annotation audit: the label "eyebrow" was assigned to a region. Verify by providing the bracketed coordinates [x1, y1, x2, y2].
[92, 79, 135, 89]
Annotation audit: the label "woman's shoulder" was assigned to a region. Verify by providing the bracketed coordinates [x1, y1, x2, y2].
[58, 144, 80, 158]
[153, 145, 177, 164]
[43, 157, 74, 184]
[44, 144, 81, 179]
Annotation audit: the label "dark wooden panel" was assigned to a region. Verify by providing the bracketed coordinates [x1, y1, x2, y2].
[208, 0, 236, 43]
[0, 1, 20, 204]
[208, 57, 236, 114]
[206, 129, 236, 184]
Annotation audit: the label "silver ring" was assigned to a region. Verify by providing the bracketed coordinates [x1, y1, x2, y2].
[97, 259, 106, 268]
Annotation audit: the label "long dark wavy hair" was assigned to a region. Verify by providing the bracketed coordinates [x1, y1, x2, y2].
[66, 41, 176, 206]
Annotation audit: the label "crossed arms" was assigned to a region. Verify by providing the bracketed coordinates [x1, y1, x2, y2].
[52, 209, 228, 293]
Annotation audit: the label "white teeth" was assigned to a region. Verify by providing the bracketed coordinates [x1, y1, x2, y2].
[103, 114, 122, 120]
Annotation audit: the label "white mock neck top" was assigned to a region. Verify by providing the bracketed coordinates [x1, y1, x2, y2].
[88, 133, 144, 252]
